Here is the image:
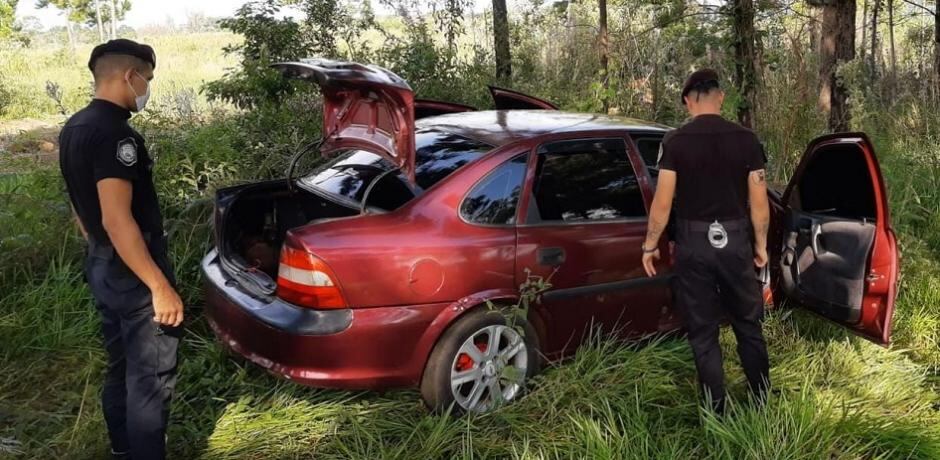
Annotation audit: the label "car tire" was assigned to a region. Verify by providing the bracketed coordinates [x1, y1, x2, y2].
[420, 306, 541, 414]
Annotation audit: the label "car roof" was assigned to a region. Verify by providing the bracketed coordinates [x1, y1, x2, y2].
[417, 109, 673, 146]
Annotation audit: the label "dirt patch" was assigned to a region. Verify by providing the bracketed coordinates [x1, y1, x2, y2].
[0, 120, 61, 172]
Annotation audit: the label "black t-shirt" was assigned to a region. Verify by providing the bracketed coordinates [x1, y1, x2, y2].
[59, 99, 164, 245]
[657, 114, 766, 221]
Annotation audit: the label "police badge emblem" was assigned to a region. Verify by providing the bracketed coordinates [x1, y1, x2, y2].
[707, 220, 729, 249]
[117, 137, 137, 166]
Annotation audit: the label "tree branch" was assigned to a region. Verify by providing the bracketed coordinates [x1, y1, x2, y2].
[637, 11, 726, 35]
[901, 0, 936, 16]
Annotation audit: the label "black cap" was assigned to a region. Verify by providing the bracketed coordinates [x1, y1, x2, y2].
[88, 39, 156, 72]
[680, 68, 720, 105]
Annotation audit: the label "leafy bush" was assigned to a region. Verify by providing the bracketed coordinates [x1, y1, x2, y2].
[375, 20, 492, 108]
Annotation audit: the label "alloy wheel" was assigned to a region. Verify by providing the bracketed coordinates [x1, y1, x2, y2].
[449, 324, 528, 413]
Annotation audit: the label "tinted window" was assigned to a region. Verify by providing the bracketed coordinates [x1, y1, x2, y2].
[531, 138, 646, 222]
[633, 136, 663, 168]
[461, 154, 528, 225]
[300, 129, 491, 210]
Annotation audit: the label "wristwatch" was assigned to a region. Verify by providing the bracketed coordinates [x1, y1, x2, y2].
[641, 245, 658, 253]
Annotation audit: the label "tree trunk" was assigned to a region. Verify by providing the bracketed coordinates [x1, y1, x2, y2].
[809, 7, 821, 55]
[860, 0, 868, 63]
[870, 0, 880, 80]
[492, 0, 511, 83]
[819, 0, 856, 132]
[599, 0, 609, 112]
[888, 0, 896, 93]
[95, 0, 104, 43]
[64, 14, 76, 52]
[732, 0, 759, 128]
[109, 0, 117, 39]
[935, 6, 940, 97]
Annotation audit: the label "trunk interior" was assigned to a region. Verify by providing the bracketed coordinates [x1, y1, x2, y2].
[218, 180, 358, 286]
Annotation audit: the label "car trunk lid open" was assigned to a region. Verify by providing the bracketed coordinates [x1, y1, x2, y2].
[272, 58, 418, 183]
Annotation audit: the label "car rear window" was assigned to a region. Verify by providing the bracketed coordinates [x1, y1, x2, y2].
[299, 129, 492, 209]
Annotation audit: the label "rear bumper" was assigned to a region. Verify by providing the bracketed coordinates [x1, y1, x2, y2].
[202, 249, 352, 335]
[202, 249, 446, 389]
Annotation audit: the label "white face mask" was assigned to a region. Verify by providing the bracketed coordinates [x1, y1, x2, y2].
[127, 71, 151, 112]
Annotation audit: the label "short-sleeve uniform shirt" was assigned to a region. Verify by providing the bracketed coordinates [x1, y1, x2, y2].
[657, 114, 766, 221]
[59, 99, 164, 245]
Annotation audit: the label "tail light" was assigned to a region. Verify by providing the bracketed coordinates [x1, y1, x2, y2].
[276, 244, 347, 309]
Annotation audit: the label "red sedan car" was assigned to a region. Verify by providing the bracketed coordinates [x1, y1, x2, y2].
[204, 59, 899, 413]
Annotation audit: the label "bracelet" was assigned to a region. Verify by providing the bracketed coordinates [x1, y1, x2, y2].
[641, 245, 658, 253]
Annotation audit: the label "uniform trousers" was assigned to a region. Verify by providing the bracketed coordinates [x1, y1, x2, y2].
[83, 236, 181, 460]
[671, 219, 770, 411]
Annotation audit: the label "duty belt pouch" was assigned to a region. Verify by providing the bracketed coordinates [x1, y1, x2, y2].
[707, 220, 729, 249]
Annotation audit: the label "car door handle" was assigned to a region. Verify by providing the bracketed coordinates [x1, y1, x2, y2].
[810, 222, 822, 257]
[537, 247, 566, 266]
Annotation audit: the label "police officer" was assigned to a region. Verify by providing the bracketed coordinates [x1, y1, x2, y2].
[59, 39, 182, 460]
[641, 69, 771, 413]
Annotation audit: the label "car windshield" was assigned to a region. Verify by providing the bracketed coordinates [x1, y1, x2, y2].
[298, 128, 492, 210]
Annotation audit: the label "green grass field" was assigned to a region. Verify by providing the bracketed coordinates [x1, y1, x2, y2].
[0, 31, 239, 122]
[1, 31, 939, 459]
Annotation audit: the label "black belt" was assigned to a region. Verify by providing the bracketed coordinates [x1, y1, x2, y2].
[677, 218, 750, 232]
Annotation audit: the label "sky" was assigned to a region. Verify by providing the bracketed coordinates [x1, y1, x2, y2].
[16, 0, 253, 29]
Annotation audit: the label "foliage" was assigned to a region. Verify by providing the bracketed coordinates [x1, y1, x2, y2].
[202, 0, 306, 109]
[374, 19, 492, 107]
[0, 0, 18, 39]
[488, 269, 553, 335]
[0, 71, 12, 117]
[204, 0, 376, 109]
[0, 31, 238, 121]
[34, 0, 131, 28]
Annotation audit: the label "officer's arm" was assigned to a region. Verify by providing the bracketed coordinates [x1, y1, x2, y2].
[97, 178, 174, 296]
[644, 169, 676, 250]
[748, 169, 770, 250]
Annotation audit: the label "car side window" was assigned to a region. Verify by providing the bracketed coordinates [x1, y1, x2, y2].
[530, 138, 646, 223]
[632, 135, 664, 170]
[460, 153, 529, 225]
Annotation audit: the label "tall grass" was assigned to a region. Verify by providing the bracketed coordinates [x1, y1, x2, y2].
[0, 31, 239, 121]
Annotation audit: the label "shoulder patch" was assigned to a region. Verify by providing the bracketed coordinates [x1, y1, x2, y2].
[116, 137, 138, 167]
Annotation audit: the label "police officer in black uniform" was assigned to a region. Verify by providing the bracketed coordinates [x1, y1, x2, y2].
[641, 69, 771, 413]
[59, 39, 182, 460]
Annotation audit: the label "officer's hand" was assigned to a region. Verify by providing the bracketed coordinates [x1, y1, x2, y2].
[753, 244, 768, 268]
[642, 249, 661, 277]
[153, 283, 184, 327]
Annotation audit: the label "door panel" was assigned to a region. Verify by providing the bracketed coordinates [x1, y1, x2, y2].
[517, 222, 658, 356]
[515, 136, 670, 357]
[775, 133, 898, 345]
[779, 213, 876, 323]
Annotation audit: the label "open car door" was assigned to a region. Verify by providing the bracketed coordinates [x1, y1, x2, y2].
[272, 59, 417, 181]
[414, 99, 477, 119]
[772, 133, 899, 345]
[489, 86, 558, 110]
